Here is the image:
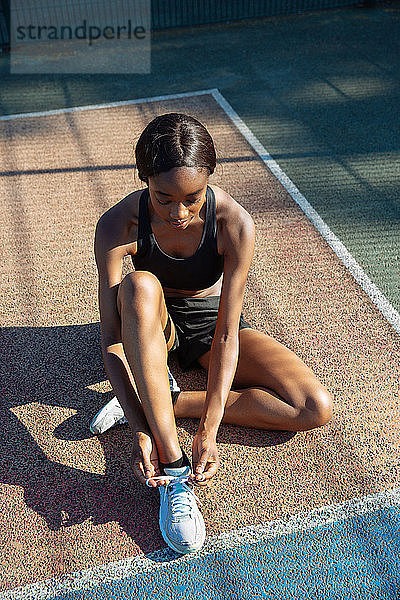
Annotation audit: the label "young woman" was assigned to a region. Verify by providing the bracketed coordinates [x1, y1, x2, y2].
[91, 113, 333, 554]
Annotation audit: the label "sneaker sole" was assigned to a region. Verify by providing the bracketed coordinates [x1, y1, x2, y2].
[159, 526, 206, 554]
[89, 397, 125, 434]
[89, 417, 127, 435]
[158, 510, 206, 554]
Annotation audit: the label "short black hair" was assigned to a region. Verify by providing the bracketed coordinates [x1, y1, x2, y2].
[135, 113, 216, 184]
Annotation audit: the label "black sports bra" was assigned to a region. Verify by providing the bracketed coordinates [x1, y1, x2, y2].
[132, 185, 224, 290]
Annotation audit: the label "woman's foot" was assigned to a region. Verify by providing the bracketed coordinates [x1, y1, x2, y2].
[150, 463, 206, 554]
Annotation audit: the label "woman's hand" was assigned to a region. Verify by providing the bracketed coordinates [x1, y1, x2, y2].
[191, 428, 220, 487]
[130, 431, 168, 487]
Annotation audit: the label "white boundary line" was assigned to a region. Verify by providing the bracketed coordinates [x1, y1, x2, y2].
[1, 87, 398, 333]
[1, 88, 399, 599]
[0, 89, 216, 121]
[2, 486, 400, 600]
[210, 89, 400, 336]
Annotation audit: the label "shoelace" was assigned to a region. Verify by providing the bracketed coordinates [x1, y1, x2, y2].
[145, 474, 202, 515]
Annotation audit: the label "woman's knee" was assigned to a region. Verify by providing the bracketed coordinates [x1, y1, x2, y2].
[117, 271, 163, 315]
[302, 387, 333, 429]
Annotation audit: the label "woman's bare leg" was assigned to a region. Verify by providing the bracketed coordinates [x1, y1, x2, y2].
[117, 271, 182, 464]
[116, 275, 331, 455]
[173, 329, 333, 431]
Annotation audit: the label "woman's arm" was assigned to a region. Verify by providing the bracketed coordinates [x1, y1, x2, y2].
[95, 216, 150, 435]
[192, 200, 255, 482]
[96, 216, 167, 487]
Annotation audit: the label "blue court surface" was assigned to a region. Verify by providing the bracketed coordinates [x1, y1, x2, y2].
[2, 489, 400, 600]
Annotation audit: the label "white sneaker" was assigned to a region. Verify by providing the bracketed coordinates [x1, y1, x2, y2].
[147, 465, 206, 554]
[167, 367, 180, 394]
[89, 396, 127, 434]
[90, 366, 180, 435]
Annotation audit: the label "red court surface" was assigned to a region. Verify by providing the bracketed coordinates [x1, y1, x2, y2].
[1, 92, 399, 591]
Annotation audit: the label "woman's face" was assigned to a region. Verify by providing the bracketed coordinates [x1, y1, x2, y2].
[148, 166, 208, 230]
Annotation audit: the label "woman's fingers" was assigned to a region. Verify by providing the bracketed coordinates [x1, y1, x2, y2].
[131, 457, 149, 486]
[142, 457, 157, 487]
[192, 458, 219, 486]
[202, 459, 219, 479]
[131, 435, 168, 488]
[133, 457, 166, 488]
[146, 458, 169, 487]
[191, 441, 220, 486]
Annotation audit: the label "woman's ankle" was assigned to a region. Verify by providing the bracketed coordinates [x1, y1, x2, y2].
[160, 448, 190, 472]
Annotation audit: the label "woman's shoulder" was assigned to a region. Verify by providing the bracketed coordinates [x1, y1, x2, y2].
[98, 188, 144, 225]
[210, 184, 255, 259]
[96, 188, 146, 255]
[210, 184, 254, 229]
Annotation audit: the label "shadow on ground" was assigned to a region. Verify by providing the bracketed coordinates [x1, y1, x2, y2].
[1, 322, 294, 553]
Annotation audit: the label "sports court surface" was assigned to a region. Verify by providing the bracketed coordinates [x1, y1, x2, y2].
[1, 6, 400, 600]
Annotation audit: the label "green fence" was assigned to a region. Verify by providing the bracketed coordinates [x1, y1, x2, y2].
[151, 0, 378, 28]
[0, 0, 382, 50]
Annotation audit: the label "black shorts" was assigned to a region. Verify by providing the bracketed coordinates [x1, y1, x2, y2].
[163, 296, 252, 372]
